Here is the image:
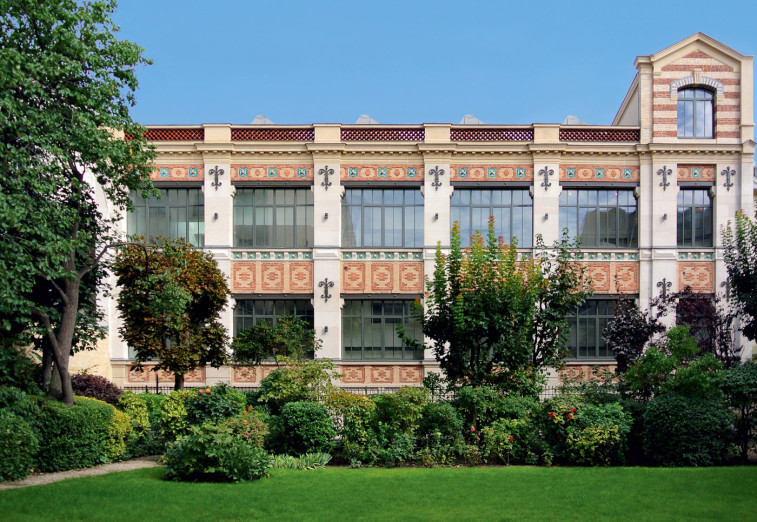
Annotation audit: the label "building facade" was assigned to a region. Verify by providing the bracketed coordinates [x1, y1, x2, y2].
[74, 33, 755, 389]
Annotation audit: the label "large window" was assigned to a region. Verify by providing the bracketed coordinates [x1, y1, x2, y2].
[559, 189, 637, 248]
[677, 189, 713, 247]
[233, 299, 313, 336]
[677, 88, 714, 138]
[342, 189, 423, 248]
[128, 188, 204, 246]
[567, 300, 615, 359]
[234, 188, 313, 248]
[451, 189, 533, 247]
[342, 300, 423, 360]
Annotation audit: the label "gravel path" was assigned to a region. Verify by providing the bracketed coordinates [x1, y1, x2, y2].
[0, 456, 163, 490]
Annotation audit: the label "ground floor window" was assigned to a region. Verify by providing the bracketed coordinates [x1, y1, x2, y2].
[567, 299, 616, 359]
[342, 300, 423, 360]
[233, 299, 313, 336]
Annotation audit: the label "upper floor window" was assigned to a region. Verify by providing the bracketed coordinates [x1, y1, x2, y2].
[677, 88, 714, 138]
[677, 189, 713, 247]
[128, 188, 204, 247]
[451, 189, 533, 247]
[342, 189, 423, 248]
[233, 299, 313, 336]
[342, 300, 423, 360]
[559, 189, 638, 248]
[234, 188, 313, 248]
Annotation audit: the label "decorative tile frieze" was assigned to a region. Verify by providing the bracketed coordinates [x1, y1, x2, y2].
[342, 261, 423, 293]
[450, 165, 534, 181]
[150, 164, 204, 181]
[342, 251, 423, 260]
[230, 164, 313, 181]
[678, 262, 715, 292]
[569, 252, 639, 261]
[340, 165, 425, 181]
[559, 165, 638, 182]
[231, 260, 313, 293]
[677, 164, 715, 181]
[678, 251, 715, 261]
[232, 251, 313, 260]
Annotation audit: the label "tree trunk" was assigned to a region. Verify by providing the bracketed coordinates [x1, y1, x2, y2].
[174, 373, 184, 391]
[41, 344, 53, 389]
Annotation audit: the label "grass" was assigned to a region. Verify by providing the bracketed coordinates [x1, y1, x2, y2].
[1, 466, 755, 521]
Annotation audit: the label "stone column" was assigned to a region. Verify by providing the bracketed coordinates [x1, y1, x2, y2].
[531, 125, 562, 247]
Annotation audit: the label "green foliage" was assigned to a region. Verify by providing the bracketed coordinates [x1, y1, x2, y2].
[480, 418, 518, 464]
[106, 407, 133, 462]
[454, 386, 539, 428]
[723, 209, 757, 341]
[272, 453, 332, 470]
[221, 407, 268, 448]
[373, 386, 430, 434]
[324, 390, 376, 449]
[0, 409, 39, 482]
[0, 343, 40, 394]
[721, 361, 757, 463]
[116, 391, 157, 457]
[71, 373, 123, 405]
[255, 357, 338, 414]
[421, 372, 447, 401]
[0, 0, 155, 405]
[405, 219, 590, 390]
[114, 237, 230, 389]
[565, 424, 623, 466]
[643, 393, 733, 466]
[540, 395, 583, 460]
[0, 385, 41, 419]
[270, 401, 336, 456]
[186, 384, 246, 426]
[159, 390, 192, 442]
[163, 422, 272, 482]
[231, 315, 321, 365]
[35, 396, 114, 471]
[603, 297, 665, 374]
[416, 402, 464, 465]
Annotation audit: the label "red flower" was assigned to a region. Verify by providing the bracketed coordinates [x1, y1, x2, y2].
[198, 389, 204, 394]
[470, 426, 476, 432]
[570, 408, 577, 413]
[567, 414, 573, 420]
[548, 411, 555, 418]
[508, 435, 515, 442]
[205, 388, 211, 393]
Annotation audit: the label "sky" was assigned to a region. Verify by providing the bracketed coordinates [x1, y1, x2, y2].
[112, 0, 757, 128]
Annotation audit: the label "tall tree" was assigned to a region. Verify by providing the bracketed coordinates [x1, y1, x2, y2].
[723, 209, 757, 343]
[231, 314, 321, 366]
[401, 218, 591, 391]
[0, 0, 155, 404]
[114, 237, 230, 390]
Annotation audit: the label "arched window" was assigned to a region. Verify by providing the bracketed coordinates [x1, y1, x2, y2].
[677, 87, 714, 138]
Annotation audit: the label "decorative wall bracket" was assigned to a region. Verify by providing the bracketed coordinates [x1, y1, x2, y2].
[539, 166, 553, 191]
[430, 166, 444, 191]
[657, 278, 672, 297]
[657, 165, 671, 191]
[721, 166, 735, 191]
[319, 165, 334, 190]
[210, 166, 224, 190]
[318, 278, 334, 302]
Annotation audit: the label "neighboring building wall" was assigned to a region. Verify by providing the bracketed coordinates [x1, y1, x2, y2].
[99, 34, 754, 388]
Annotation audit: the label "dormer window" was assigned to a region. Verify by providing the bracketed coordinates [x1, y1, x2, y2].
[677, 87, 714, 138]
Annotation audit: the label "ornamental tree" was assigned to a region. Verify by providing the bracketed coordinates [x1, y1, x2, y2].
[723, 210, 757, 342]
[0, 0, 155, 405]
[401, 218, 591, 391]
[114, 238, 230, 390]
[231, 314, 321, 366]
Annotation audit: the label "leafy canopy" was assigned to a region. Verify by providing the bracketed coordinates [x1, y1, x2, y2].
[231, 315, 321, 366]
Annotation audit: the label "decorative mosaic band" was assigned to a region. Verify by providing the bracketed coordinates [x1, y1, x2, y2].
[677, 252, 715, 261]
[572, 252, 640, 261]
[342, 251, 423, 261]
[340, 165, 424, 181]
[231, 165, 313, 181]
[232, 251, 313, 260]
[677, 165, 715, 181]
[151, 165, 204, 181]
[450, 165, 533, 181]
[559, 166, 638, 182]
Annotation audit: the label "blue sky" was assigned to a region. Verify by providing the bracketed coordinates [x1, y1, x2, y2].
[113, 0, 757, 127]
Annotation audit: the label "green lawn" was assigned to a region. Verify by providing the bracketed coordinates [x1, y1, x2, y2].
[1, 466, 755, 521]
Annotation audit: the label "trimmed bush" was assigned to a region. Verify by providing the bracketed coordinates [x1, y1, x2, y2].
[271, 401, 336, 455]
[35, 396, 114, 471]
[324, 390, 376, 446]
[106, 407, 133, 461]
[185, 384, 246, 425]
[117, 391, 159, 457]
[0, 385, 40, 419]
[0, 410, 38, 482]
[71, 374, 122, 405]
[566, 424, 623, 466]
[643, 393, 733, 466]
[163, 422, 272, 482]
[221, 407, 268, 448]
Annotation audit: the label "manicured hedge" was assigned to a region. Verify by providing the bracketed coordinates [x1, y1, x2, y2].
[0, 409, 38, 481]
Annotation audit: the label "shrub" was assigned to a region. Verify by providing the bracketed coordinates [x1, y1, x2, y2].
[0, 410, 38, 482]
[272, 452, 331, 470]
[324, 390, 376, 446]
[185, 384, 246, 426]
[270, 401, 336, 455]
[106, 407, 133, 462]
[566, 424, 623, 466]
[365, 423, 416, 466]
[254, 357, 338, 414]
[163, 422, 272, 482]
[221, 407, 268, 448]
[722, 361, 757, 463]
[0, 385, 40, 419]
[416, 402, 464, 464]
[71, 373, 122, 405]
[454, 387, 537, 428]
[540, 395, 583, 460]
[117, 391, 160, 457]
[0, 342, 41, 394]
[35, 396, 113, 471]
[481, 418, 519, 464]
[643, 393, 733, 466]
[159, 390, 193, 442]
[373, 386, 429, 434]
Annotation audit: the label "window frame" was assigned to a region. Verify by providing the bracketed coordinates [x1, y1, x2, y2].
[559, 188, 638, 248]
[450, 188, 533, 248]
[128, 187, 205, 247]
[342, 299, 424, 361]
[341, 188, 424, 248]
[677, 188, 713, 247]
[566, 299, 616, 360]
[233, 187, 314, 248]
[677, 87, 714, 139]
[233, 299, 314, 337]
